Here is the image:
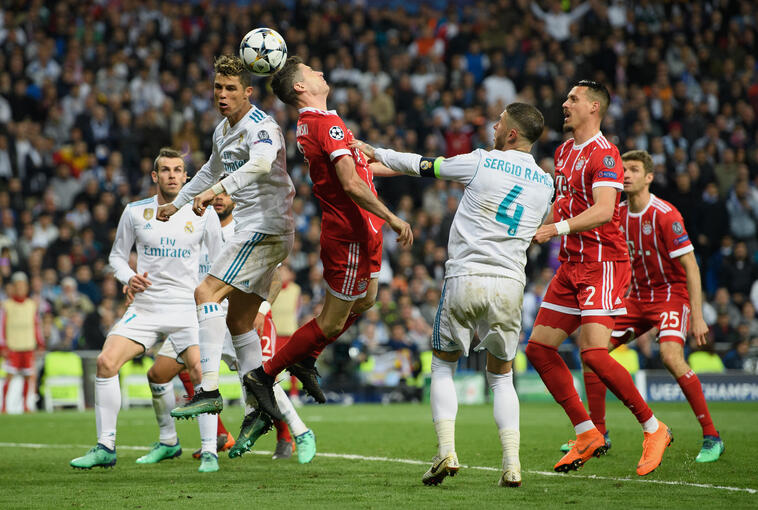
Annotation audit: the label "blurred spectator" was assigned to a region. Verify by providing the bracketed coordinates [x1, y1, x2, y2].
[722, 339, 749, 370]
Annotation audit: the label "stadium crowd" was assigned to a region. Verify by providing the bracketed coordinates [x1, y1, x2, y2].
[1, 0, 758, 399]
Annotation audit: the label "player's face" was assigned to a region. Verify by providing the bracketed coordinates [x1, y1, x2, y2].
[213, 192, 235, 220]
[493, 110, 517, 150]
[297, 63, 329, 96]
[214, 74, 253, 118]
[152, 157, 187, 198]
[562, 86, 593, 132]
[622, 159, 652, 195]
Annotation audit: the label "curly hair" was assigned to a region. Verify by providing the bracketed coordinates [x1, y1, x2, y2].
[214, 55, 251, 88]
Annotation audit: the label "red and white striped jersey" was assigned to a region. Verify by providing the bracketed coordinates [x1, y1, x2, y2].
[619, 194, 693, 302]
[553, 131, 628, 262]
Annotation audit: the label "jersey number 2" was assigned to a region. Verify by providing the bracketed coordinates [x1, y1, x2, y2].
[496, 185, 524, 236]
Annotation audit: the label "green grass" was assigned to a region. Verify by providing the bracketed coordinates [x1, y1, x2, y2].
[0, 402, 756, 509]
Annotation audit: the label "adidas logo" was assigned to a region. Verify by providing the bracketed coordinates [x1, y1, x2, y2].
[615, 297, 622, 305]
[144, 223, 152, 230]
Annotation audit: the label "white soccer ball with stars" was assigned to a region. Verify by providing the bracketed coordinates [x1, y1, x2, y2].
[239, 28, 287, 76]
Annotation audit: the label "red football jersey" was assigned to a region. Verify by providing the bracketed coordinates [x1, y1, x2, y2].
[296, 107, 382, 241]
[553, 132, 628, 262]
[620, 194, 693, 302]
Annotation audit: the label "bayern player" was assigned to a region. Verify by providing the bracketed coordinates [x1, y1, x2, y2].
[70, 148, 223, 470]
[157, 56, 295, 431]
[352, 102, 554, 488]
[244, 56, 412, 420]
[528, 80, 671, 476]
[560, 150, 723, 463]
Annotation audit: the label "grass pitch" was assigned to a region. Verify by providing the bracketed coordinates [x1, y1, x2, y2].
[0, 401, 756, 509]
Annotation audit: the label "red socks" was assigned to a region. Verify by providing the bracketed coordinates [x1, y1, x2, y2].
[264, 319, 330, 377]
[217, 414, 229, 436]
[310, 312, 360, 358]
[274, 419, 292, 443]
[581, 347, 653, 424]
[178, 371, 194, 397]
[583, 371, 607, 435]
[677, 370, 718, 437]
[526, 341, 591, 426]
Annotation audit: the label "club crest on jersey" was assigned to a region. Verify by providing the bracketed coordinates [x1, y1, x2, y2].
[603, 155, 616, 168]
[329, 126, 345, 140]
[574, 157, 586, 171]
[672, 221, 684, 235]
[185, 221, 194, 233]
[642, 221, 653, 235]
[357, 279, 368, 292]
[557, 159, 564, 168]
[143, 208, 154, 220]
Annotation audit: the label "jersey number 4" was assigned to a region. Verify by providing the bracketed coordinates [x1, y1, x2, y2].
[496, 185, 524, 236]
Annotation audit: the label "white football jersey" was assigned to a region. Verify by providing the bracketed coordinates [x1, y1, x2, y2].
[110, 195, 223, 308]
[173, 105, 294, 235]
[437, 149, 554, 284]
[199, 218, 236, 280]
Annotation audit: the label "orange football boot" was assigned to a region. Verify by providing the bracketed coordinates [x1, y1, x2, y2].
[554, 428, 608, 472]
[636, 421, 673, 476]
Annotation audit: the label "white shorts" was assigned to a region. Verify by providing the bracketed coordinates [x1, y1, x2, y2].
[157, 331, 237, 370]
[209, 231, 293, 296]
[109, 305, 198, 355]
[432, 275, 524, 361]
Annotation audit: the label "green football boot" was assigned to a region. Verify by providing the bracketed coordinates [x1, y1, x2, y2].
[170, 389, 223, 419]
[295, 429, 317, 464]
[198, 452, 219, 473]
[135, 442, 182, 464]
[695, 435, 724, 463]
[70, 444, 117, 469]
[560, 431, 611, 453]
[228, 409, 274, 458]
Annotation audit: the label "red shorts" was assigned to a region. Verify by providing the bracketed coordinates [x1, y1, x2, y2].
[260, 312, 278, 362]
[320, 235, 371, 301]
[369, 230, 383, 278]
[535, 260, 631, 332]
[3, 350, 35, 375]
[611, 295, 691, 346]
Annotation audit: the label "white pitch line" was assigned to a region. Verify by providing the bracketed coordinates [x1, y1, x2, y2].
[1, 442, 754, 495]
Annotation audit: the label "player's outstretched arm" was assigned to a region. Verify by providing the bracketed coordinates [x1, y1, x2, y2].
[534, 186, 615, 243]
[678, 251, 709, 346]
[334, 156, 413, 247]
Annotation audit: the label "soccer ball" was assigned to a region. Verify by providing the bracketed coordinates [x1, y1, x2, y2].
[239, 28, 287, 76]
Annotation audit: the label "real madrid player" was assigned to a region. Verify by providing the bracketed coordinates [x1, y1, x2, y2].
[156, 55, 295, 430]
[352, 103, 554, 488]
[70, 148, 223, 470]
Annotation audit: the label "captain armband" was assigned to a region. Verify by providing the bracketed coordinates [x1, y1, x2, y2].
[419, 156, 444, 178]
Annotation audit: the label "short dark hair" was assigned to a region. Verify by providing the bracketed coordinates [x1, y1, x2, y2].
[574, 79, 610, 117]
[271, 56, 304, 106]
[621, 150, 654, 174]
[505, 102, 544, 144]
[214, 55, 251, 88]
[153, 147, 185, 172]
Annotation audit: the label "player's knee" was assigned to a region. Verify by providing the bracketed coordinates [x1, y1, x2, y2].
[352, 295, 375, 316]
[96, 352, 118, 377]
[659, 346, 684, 371]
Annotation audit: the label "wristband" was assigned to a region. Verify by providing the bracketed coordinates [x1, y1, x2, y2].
[555, 220, 571, 235]
[211, 182, 225, 195]
[258, 301, 271, 316]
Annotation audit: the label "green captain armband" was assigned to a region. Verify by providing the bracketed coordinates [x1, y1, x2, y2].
[419, 156, 444, 178]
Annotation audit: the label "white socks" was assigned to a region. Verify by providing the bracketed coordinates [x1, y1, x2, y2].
[499, 429, 520, 470]
[198, 302, 226, 392]
[198, 413, 217, 454]
[575, 420, 596, 435]
[486, 371, 519, 431]
[95, 375, 120, 450]
[274, 383, 308, 436]
[232, 330, 263, 374]
[150, 382, 177, 446]
[642, 415, 659, 434]
[430, 356, 458, 457]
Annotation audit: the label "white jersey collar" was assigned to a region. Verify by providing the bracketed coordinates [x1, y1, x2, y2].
[571, 130, 603, 150]
[298, 106, 338, 115]
[626, 193, 655, 218]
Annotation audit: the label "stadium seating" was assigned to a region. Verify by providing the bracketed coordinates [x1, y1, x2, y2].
[42, 352, 85, 412]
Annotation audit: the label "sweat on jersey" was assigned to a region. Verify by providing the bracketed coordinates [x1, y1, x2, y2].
[109, 195, 223, 308]
[172, 104, 295, 236]
[296, 107, 383, 242]
[620, 194, 694, 303]
[375, 147, 554, 286]
[553, 131, 628, 262]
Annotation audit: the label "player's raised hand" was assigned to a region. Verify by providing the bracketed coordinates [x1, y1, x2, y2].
[349, 139, 376, 160]
[691, 316, 709, 347]
[389, 215, 413, 248]
[192, 189, 215, 216]
[533, 224, 558, 244]
[156, 203, 178, 222]
[128, 272, 152, 293]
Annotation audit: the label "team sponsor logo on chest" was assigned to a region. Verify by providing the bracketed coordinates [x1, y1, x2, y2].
[143, 208, 154, 220]
[642, 221, 653, 235]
